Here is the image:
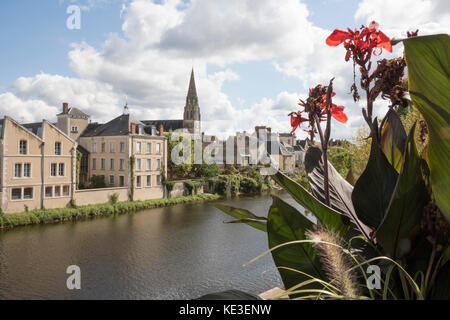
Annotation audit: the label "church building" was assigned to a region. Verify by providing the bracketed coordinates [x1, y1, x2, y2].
[142, 68, 201, 136]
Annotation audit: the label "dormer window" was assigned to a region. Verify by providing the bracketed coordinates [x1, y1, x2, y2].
[138, 125, 143, 135]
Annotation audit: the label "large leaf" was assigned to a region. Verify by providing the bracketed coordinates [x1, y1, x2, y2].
[214, 204, 267, 232]
[403, 34, 450, 221]
[380, 109, 408, 173]
[377, 123, 429, 259]
[351, 120, 399, 229]
[304, 146, 372, 239]
[267, 196, 324, 294]
[272, 171, 348, 235]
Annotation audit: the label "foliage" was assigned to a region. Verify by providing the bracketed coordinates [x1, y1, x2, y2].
[110, 193, 119, 204]
[215, 32, 449, 300]
[166, 131, 193, 179]
[0, 194, 220, 230]
[69, 198, 77, 209]
[327, 146, 352, 178]
[130, 155, 136, 201]
[184, 180, 203, 195]
[192, 162, 220, 178]
[89, 175, 106, 189]
[76, 150, 82, 189]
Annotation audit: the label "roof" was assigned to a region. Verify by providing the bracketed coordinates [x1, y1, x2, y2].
[57, 107, 90, 118]
[81, 114, 132, 137]
[22, 122, 43, 137]
[77, 144, 90, 155]
[141, 120, 184, 132]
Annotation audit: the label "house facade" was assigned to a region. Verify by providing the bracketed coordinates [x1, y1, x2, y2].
[0, 117, 77, 213]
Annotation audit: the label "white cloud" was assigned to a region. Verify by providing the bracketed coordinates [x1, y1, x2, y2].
[0, 0, 447, 141]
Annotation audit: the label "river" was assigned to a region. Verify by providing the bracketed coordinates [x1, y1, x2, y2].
[0, 192, 305, 299]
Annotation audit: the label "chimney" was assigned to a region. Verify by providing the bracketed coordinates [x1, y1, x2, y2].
[130, 123, 136, 134]
[159, 124, 164, 136]
[62, 102, 69, 114]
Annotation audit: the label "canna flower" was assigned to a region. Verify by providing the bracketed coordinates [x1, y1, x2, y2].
[321, 92, 348, 123]
[289, 111, 308, 133]
[326, 21, 392, 62]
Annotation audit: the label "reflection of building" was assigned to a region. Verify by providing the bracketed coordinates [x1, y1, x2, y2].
[142, 69, 201, 136]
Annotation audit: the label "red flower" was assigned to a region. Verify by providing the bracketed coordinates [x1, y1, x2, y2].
[290, 111, 308, 133]
[320, 92, 348, 123]
[326, 21, 392, 62]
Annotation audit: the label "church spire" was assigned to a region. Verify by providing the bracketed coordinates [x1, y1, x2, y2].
[187, 68, 197, 99]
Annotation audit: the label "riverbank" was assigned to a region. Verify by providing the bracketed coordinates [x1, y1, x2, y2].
[0, 193, 220, 230]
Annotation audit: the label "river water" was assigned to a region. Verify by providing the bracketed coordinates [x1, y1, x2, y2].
[0, 192, 306, 299]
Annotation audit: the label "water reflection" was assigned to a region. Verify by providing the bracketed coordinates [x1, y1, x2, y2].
[0, 193, 304, 299]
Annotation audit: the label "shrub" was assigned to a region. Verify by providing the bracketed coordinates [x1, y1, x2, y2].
[110, 193, 119, 204]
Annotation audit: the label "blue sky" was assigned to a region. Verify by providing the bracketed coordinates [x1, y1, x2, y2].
[0, 0, 447, 138]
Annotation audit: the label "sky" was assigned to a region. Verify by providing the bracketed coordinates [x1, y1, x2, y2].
[0, 0, 448, 140]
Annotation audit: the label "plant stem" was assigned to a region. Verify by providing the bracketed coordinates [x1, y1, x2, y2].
[423, 241, 437, 297]
[314, 114, 330, 206]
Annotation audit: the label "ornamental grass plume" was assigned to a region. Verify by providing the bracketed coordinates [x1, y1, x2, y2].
[307, 228, 359, 299]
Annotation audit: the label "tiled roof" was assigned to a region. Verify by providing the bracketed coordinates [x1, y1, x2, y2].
[81, 114, 131, 137]
[142, 120, 184, 132]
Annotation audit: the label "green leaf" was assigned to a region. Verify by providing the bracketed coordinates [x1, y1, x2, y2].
[380, 109, 408, 173]
[272, 171, 347, 235]
[377, 123, 429, 259]
[214, 204, 267, 232]
[304, 146, 372, 239]
[352, 120, 399, 229]
[224, 218, 267, 232]
[267, 196, 324, 294]
[403, 34, 450, 221]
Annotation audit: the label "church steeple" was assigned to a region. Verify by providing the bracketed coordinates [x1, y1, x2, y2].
[187, 68, 197, 99]
[184, 68, 200, 122]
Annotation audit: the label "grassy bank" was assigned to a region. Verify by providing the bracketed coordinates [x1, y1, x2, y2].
[0, 193, 220, 230]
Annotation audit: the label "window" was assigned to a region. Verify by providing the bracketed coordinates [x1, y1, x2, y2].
[92, 158, 97, 170]
[136, 176, 141, 188]
[147, 175, 152, 187]
[101, 143, 106, 153]
[119, 176, 125, 187]
[55, 142, 62, 155]
[110, 159, 114, 170]
[14, 164, 22, 177]
[63, 185, 70, 196]
[23, 187, 33, 199]
[71, 126, 78, 133]
[19, 140, 27, 155]
[24, 163, 31, 177]
[54, 186, 61, 197]
[101, 159, 105, 170]
[136, 159, 141, 171]
[110, 142, 115, 153]
[45, 186, 53, 198]
[156, 159, 161, 170]
[156, 175, 161, 186]
[58, 163, 65, 176]
[11, 188, 21, 200]
[120, 142, 125, 153]
[92, 143, 97, 153]
[147, 159, 151, 171]
[119, 159, 124, 171]
[156, 143, 161, 154]
[136, 142, 142, 153]
[109, 175, 115, 185]
[51, 163, 57, 176]
[147, 143, 152, 154]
